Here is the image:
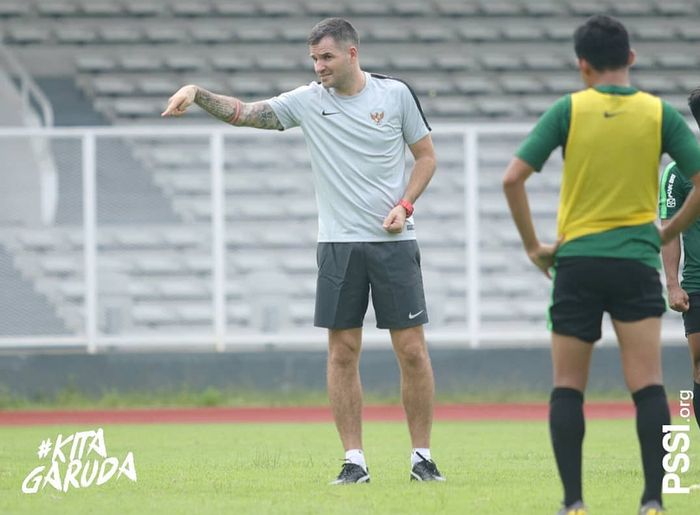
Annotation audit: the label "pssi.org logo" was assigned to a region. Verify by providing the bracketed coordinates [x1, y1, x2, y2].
[662, 390, 693, 494]
[21, 427, 136, 494]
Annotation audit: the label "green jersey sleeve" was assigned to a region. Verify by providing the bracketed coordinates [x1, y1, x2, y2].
[661, 101, 700, 180]
[659, 162, 690, 219]
[515, 94, 571, 171]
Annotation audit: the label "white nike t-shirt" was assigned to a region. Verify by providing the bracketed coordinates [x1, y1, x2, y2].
[267, 72, 431, 242]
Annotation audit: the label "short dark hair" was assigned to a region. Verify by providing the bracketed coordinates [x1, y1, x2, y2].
[307, 17, 359, 47]
[689, 87, 700, 127]
[573, 15, 630, 71]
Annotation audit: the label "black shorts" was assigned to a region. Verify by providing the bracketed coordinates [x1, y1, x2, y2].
[314, 241, 429, 330]
[682, 292, 700, 336]
[549, 257, 665, 343]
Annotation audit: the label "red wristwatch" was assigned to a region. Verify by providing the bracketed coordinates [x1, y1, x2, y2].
[398, 199, 414, 218]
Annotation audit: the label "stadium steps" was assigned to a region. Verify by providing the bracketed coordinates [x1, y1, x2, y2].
[0, 245, 69, 335]
[36, 78, 181, 225]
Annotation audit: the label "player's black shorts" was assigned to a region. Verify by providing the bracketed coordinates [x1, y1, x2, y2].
[549, 257, 665, 343]
[682, 292, 700, 336]
[314, 241, 429, 330]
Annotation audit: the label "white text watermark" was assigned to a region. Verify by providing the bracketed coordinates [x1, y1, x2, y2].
[21, 427, 136, 494]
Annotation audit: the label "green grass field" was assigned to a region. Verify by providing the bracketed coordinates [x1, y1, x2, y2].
[1, 420, 698, 515]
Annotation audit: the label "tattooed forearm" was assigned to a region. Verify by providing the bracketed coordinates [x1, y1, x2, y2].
[194, 88, 282, 130]
[194, 88, 238, 123]
[238, 102, 283, 130]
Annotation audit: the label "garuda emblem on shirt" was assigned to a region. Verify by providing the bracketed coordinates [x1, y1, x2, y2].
[370, 111, 384, 125]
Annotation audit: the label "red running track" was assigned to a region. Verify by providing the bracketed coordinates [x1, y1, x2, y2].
[0, 402, 656, 426]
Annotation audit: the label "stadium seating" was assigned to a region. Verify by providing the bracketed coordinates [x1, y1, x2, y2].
[0, 0, 693, 341]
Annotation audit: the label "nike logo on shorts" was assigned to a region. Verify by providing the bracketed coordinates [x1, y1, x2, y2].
[408, 310, 424, 320]
[322, 110, 340, 116]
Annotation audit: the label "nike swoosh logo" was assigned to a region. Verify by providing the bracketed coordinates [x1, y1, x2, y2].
[322, 110, 340, 116]
[408, 310, 424, 320]
[603, 111, 624, 118]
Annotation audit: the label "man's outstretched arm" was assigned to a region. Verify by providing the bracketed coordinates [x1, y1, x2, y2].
[161, 84, 283, 130]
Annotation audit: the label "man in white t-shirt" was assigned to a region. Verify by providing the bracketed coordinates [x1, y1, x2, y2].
[162, 17, 443, 484]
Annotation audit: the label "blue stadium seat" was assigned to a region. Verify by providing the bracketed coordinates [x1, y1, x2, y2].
[478, 1, 523, 16]
[611, 1, 656, 16]
[434, 55, 477, 71]
[501, 25, 545, 41]
[41, 255, 80, 276]
[633, 23, 678, 41]
[360, 54, 390, 71]
[390, 55, 434, 71]
[523, 1, 568, 16]
[347, 2, 393, 15]
[92, 76, 137, 96]
[229, 76, 276, 96]
[211, 55, 255, 72]
[36, 1, 79, 17]
[302, 0, 346, 16]
[132, 305, 178, 326]
[76, 55, 117, 73]
[457, 25, 502, 42]
[227, 304, 253, 326]
[367, 25, 415, 43]
[19, 231, 65, 253]
[235, 26, 280, 43]
[138, 76, 181, 95]
[542, 75, 583, 94]
[171, 1, 212, 17]
[123, 0, 166, 16]
[99, 26, 144, 44]
[567, 0, 608, 16]
[500, 75, 544, 95]
[213, 1, 259, 16]
[413, 25, 456, 42]
[165, 55, 206, 72]
[677, 25, 700, 41]
[654, 1, 697, 16]
[392, 1, 435, 16]
[433, 1, 479, 16]
[259, 1, 301, 16]
[0, 1, 30, 17]
[158, 280, 210, 300]
[79, 1, 124, 16]
[120, 55, 165, 72]
[655, 53, 697, 69]
[55, 26, 99, 44]
[523, 96, 557, 116]
[634, 75, 680, 94]
[523, 53, 570, 71]
[145, 26, 189, 44]
[275, 75, 317, 94]
[8, 25, 51, 44]
[424, 97, 478, 117]
[480, 54, 523, 71]
[257, 55, 304, 71]
[280, 26, 310, 43]
[544, 22, 577, 41]
[190, 26, 234, 44]
[408, 75, 455, 96]
[112, 98, 163, 117]
[453, 75, 494, 95]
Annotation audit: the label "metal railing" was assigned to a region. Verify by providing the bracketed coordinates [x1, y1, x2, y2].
[0, 45, 54, 127]
[0, 124, 685, 352]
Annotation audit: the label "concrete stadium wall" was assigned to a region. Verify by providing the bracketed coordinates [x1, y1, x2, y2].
[0, 347, 695, 400]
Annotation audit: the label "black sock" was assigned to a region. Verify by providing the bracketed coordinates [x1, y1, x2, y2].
[632, 384, 670, 506]
[694, 382, 700, 431]
[550, 387, 585, 506]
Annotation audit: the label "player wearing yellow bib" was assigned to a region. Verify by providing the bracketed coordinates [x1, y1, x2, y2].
[659, 88, 700, 434]
[502, 15, 700, 515]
